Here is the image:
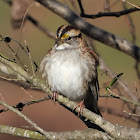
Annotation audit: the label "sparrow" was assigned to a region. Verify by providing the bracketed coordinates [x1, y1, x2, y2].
[40, 25, 101, 116]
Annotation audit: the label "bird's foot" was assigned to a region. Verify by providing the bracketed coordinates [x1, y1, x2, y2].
[51, 92, 57, 102]
[74, 100, 85, 116]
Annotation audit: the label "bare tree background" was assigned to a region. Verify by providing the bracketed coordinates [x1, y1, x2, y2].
[0, 0, 140, 139]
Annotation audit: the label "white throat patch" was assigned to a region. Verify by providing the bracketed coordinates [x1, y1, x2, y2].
[55, 43, 70, 50]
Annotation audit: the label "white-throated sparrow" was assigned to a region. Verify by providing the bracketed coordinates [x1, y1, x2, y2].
[40, 25, 101, 116]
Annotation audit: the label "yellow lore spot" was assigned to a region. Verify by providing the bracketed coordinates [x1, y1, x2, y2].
[61, 34, 69, 39]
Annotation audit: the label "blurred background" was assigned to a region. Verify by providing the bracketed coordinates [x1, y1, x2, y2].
[0, 0, 140, 139]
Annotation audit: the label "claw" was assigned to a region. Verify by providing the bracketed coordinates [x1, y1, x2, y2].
[74, 100, 85, 116]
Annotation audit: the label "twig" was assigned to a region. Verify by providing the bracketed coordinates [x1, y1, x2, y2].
[21, 87, 35, 100]
[100, 106, 139, 122]
[123, 3, 136, 44]
[0, 62, 26, 81]
[0, 35, 28, 70]
[0, 100, 49, 137]
[99, 58, 138, 102]
[104, 0, 110, 11]
[0, 96, 49, 113]
[19, 2, 35, 43]
[77, 0, 140, 19]
[0, 75, 20, 82]
[121, 0, 140, 9]
[100, 91, 140, 107]
[24, 40, 37, 74]
[27, 15, 55, 39]
[0, 93, 5, 101]
[123, 110, 140, 117]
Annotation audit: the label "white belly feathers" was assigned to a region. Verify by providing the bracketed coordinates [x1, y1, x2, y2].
[42, 50, 93, 101]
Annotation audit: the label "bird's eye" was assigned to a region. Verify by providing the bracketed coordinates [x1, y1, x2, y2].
[68, 37, 71, 40]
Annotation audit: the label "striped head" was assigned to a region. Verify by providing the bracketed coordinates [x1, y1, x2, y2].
[54, 25, 83, 50]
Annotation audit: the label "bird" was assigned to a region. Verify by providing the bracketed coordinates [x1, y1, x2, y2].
[40, 25, 101, 116]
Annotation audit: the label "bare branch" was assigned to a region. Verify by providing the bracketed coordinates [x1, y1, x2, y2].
[100, 106, 139, 123]
[0, 100, 49, 138]
[77, 0, 140, 19]
[0, 96, 49, 113]
[36, 0, 140, 62]
[122, 3, 136, 44]
[121, 0, 140, 9]
[100, 92, 140, 107]
[99, 58, 138, 102]
[27, 15, 55, 39]
[0, 124, 112, 140]
[0, 125, 46, 140]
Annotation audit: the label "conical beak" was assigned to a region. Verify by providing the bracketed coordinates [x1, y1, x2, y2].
[55, 38, 64, 46]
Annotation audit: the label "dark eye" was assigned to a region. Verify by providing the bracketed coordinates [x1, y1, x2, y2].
[68, 37, 71, 40]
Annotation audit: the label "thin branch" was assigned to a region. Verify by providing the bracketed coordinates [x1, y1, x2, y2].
[0, 35, 27, 70]
[100, 106, 139, 123]
[77, 0, 140, 19]
[1, 35, 39, 72]
[121, 0, 140, 9]
[104, 0, 111, 12]
[0, 100, 49, 138]
[123, 110, 140, 117]
[0, 62, 26, 81]
[27, 15, 55, 39]
[123, 3, 136, 44]
[100, 92, 140, 107]
[0, 96, 49, 113]
[99, 58, 138, 102]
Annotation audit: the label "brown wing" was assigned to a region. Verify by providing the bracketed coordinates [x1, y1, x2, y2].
[84, 77, 102, 116]
[83, 47, 101, 116]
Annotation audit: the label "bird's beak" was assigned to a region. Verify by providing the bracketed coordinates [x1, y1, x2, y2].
[55, 38, 64, 46]
[54, 38, 65, 50]
[54, 38, 69, 50]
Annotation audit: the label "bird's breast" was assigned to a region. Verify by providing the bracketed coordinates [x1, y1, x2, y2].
[42, 50, 95, 101]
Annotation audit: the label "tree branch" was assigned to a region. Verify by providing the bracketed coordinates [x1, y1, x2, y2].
[0, 125, 46, 140]
[0, 51, 140, 139]
[77, 0, 140, 19]
[100, 92, 140, 107]
[100, 106, 140, 123]
[0, 96, 49, 113]
[0, 124, 112, 140]
[36, 0, 140, 62]
[99, 58, 138, 102]
[0, 100, 50, 138]
[27, 15, 55, 39]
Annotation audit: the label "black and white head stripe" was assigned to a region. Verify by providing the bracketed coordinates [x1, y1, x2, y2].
[56, 25, 81, 38]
